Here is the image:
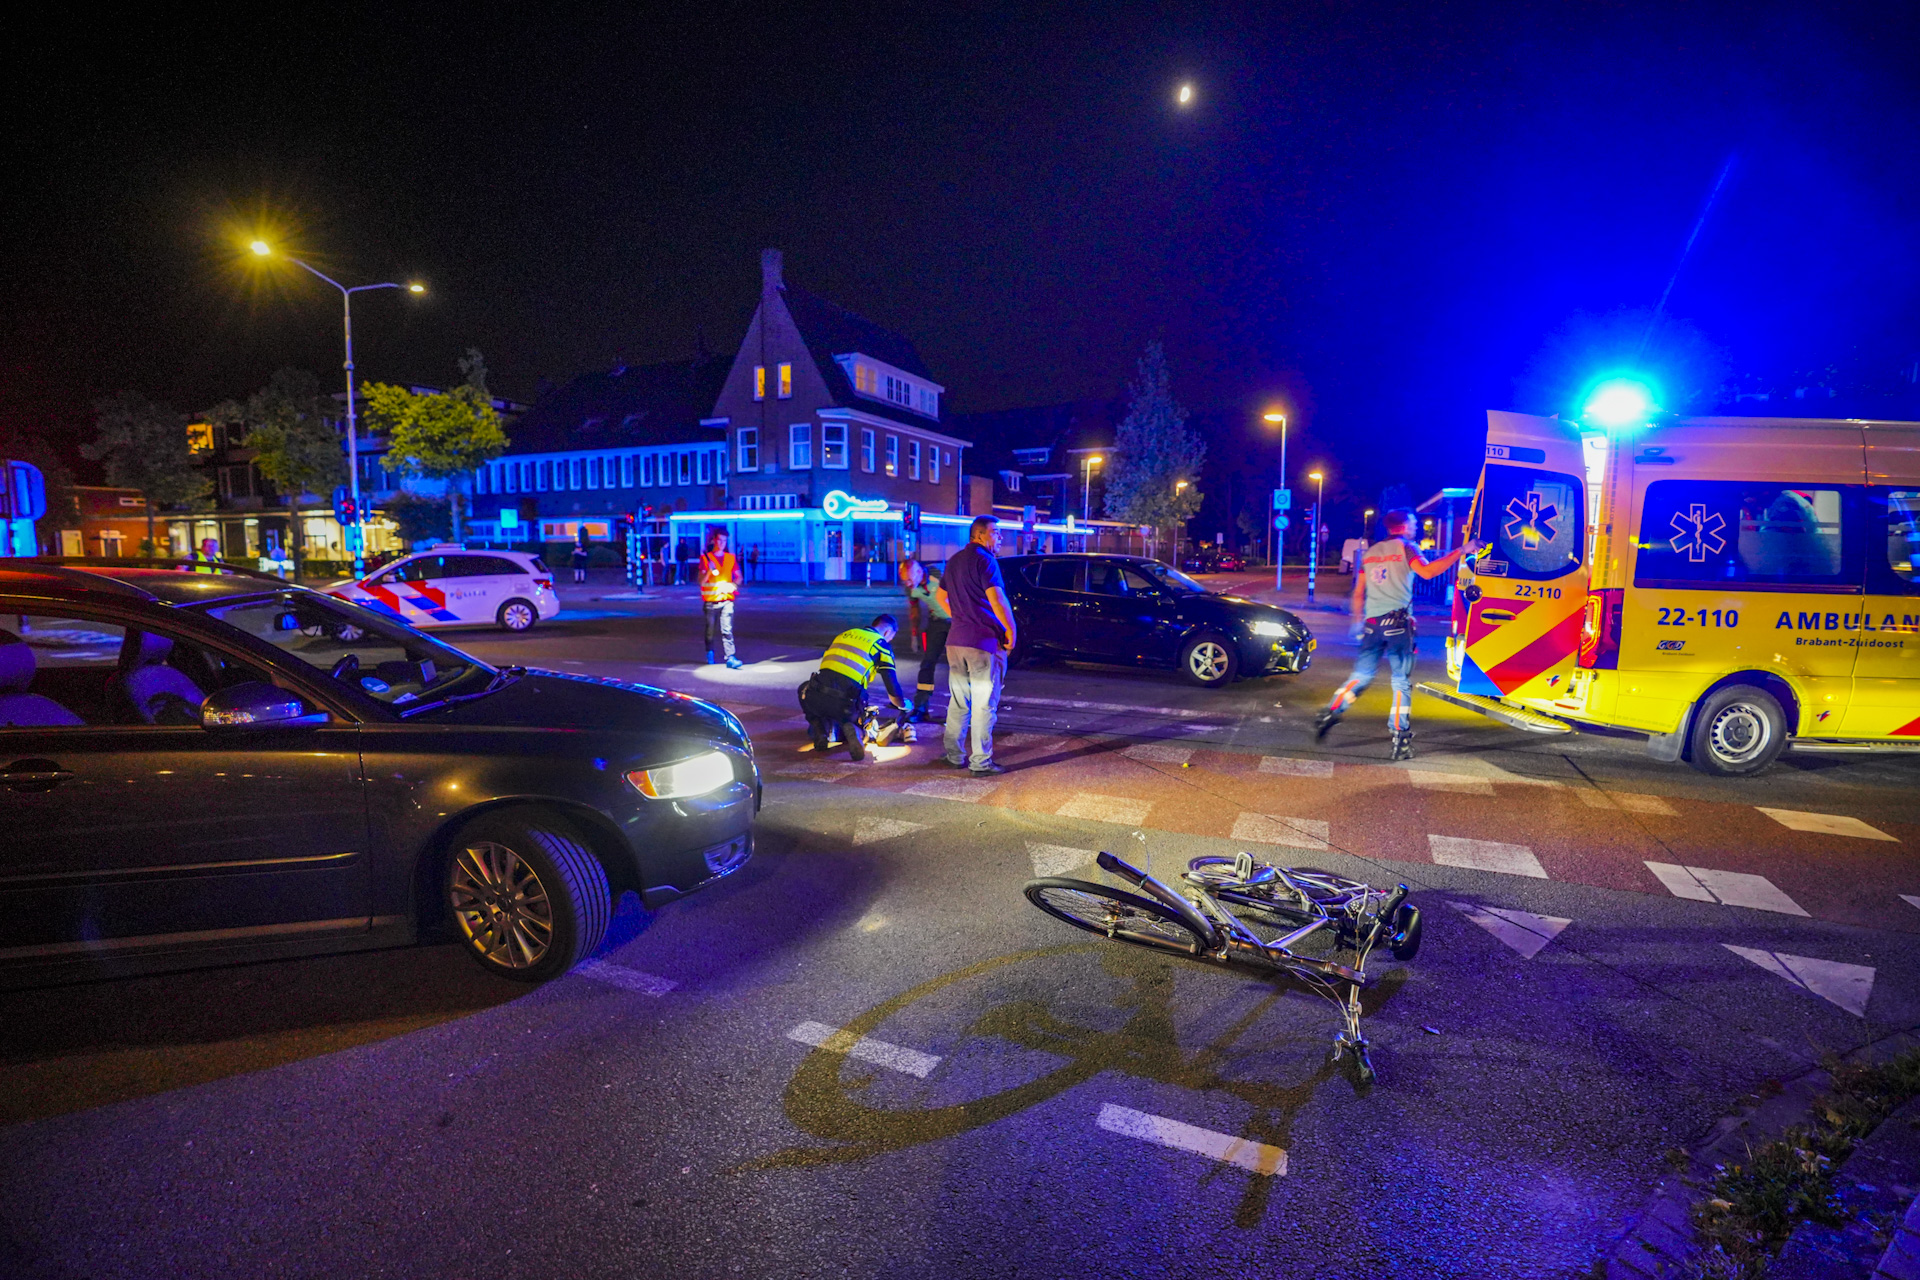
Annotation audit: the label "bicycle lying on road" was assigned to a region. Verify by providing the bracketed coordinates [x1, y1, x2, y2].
[1023, 850, 1422, 1085]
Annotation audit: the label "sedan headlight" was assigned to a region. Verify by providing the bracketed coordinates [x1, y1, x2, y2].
[1250, 620, 1291, 638]
[625, 750, 735, 800]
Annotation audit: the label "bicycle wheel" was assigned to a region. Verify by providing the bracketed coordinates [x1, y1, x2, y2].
[1024, 878, 1212, 956]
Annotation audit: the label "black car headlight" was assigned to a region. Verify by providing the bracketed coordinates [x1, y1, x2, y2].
[625, 750, 735, 800]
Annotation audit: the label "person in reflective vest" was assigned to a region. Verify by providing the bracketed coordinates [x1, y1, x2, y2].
[902, 559, 949, 722]
[798, 615, 908, 760]
[698, 529, 743, 668]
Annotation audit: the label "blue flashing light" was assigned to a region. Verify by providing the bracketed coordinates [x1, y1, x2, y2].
[1581, 377, 1659, 431]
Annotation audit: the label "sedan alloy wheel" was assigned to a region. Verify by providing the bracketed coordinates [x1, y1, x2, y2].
[450, 839, 555, 970]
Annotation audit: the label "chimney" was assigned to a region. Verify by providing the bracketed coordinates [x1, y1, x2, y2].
[761, 248, 784, 292]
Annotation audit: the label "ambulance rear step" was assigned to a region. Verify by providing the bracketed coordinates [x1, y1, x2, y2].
[1414, 683, 1575, 735]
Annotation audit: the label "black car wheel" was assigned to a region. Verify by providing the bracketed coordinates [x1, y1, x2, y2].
[497, 598, 538, 632]
[446, 810, 610, 982]
[1688, 684, 1788, 776]
[1179, 632, 1239, 687]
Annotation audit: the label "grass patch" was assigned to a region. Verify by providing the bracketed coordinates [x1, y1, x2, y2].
[1686, 1048, 1920, 1279]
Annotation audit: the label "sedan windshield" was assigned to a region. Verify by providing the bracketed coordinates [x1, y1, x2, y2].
[187, 590, 495, 711]
[1138, 562, 1209, 594]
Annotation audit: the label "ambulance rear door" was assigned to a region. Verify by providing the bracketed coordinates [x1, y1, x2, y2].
[1459, 411, 1589, 704]
[1850, 423, 1920, 737]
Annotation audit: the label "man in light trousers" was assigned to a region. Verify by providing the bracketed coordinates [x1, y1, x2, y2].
[937, 515, 1018, 775]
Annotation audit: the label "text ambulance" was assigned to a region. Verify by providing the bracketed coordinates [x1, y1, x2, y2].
[1428, 412, 1920, 775]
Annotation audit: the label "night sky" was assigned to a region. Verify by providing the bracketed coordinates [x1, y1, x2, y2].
[7, 2, 1918, 510]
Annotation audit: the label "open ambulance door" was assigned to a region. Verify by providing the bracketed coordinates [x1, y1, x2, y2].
[1454, 411, 1589, 706]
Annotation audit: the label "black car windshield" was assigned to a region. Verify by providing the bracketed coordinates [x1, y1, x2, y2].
[1137, 562, 1209, 594]
[186, 590, 495, 710]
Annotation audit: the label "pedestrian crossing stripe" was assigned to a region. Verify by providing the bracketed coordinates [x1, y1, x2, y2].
[1447, 901, 1570, 959]
[1723, 945, 1875, 1017]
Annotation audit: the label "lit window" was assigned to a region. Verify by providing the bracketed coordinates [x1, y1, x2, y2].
[885, 435, 899, 478]
[861, 428, 875, 472]
[753, 366, 766, 400]
[698, 451, 713, 484]
[909, 439, 922, 480]
[778, 363, 792, 398]
[789, 424, 812, 470]
[822, 423, 848, 469]
[930, 448, 940, 483]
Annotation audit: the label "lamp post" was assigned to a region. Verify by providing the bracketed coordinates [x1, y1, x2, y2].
[1174, 479, 1188, 566]
[1082, 454, 1103, 547]
[1307, 470, 1325, 603]
[251, 240, 424, 577]
[1263, 411, 1287, 589]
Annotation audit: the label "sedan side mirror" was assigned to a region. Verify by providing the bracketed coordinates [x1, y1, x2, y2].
[202, 681, 330, 730]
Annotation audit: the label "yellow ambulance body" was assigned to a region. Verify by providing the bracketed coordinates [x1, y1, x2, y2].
[1436, 411, 1920, 775]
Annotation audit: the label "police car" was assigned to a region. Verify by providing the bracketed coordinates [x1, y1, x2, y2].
[324, 547, 560, 633]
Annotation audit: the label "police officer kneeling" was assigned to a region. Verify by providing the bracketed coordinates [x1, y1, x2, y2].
[799, 615, 909, 761]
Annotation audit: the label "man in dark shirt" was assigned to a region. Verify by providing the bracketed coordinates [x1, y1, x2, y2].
[937, 515, 1018, 774]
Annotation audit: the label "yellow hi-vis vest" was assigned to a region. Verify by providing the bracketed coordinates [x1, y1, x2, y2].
[820, 627, 895, 689]
[699, 550, 738, 604]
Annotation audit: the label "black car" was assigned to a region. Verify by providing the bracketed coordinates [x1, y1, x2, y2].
[1181, 547, 1246, 573]
[1002, 554, 1314, 687]
[0, 564, 759, 988]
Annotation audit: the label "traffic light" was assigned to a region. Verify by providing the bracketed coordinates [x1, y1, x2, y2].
[902, 502, 921, 533]
[332, 486, 359, 526]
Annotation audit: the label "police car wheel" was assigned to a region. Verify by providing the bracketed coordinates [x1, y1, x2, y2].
[337, 623, 365, 643]
[1689, 684, 1787, 776]
[497, 599, 538, 632]
[1179, 633, 1239, 687]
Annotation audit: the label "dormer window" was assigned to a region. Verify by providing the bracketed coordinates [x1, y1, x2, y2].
[1011, 447, 1050, 467]
[1000, 470, 1023, 494]
[778, 363, 792, 398]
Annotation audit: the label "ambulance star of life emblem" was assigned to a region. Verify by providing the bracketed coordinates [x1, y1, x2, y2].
[1502, 491, 1559, 551]
[1668, 503, 1728, 563]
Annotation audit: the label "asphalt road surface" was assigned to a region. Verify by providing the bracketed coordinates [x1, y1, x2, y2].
[6, 572, 1919, 1279]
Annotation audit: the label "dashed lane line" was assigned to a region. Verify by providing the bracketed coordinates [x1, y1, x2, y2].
[1644, 862, 1809, 917]
[905, 777, 1003, 803]
[1124, 743, 1193, 765]
[1229, 814, 1331, 850]
[1001, 696, 1221, 719]
[786, 1021, 942, 1078]
[1258, 756, 1334, 778]
[1757, 808, 1898, 842]
[1058, 792, 1154, 825]
[853, 817, 931, 846]
[1578, 790, 1678, 815]
[1096, 1103, 1288, 1176]
[1427, 835, 1548, 879]
[576, 960, 679, 996]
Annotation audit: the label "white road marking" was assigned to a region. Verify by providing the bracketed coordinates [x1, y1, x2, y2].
[1058, 792, 1154, 825]
[777, 761, 860, 780]
[1230, 813, 1330, 850]
[787, 1021, 941, 1078]
[1124, 743, 1193, 765]
[1003, 696, 1219, 719]
[1407, 770, 1495, 796]
[1096, 1103, 1287, 1176]
[1757, 808, 1897, 842]
[853, 817, 930, 846]
[1427, 835, 1548, 879]
[576, 960, 678, 996]
[1578, 790, 1677, 815]
[1028, 842, 1099, 877]
[1723, 946, 1875, 1017]
[905, 777, 1002, 802]
[1447, 902, 1571, 959]
[1259, 756, 1334, 778]
[1644, 862, 1808, 916]
[1902, 895, 1920, 913]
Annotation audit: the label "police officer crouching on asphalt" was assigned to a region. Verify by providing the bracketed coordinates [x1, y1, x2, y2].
[1314, 509, 1481, 761]
[798, 615, 912, 761]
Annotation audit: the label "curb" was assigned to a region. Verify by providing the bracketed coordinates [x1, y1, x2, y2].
[1606, 1026, 1920, 1278]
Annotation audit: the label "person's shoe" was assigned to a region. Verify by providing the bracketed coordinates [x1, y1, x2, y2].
[899, 723, 917, 743]
[1313, 708, 1342, 739]
[725, 656, 744, 669]
[907, 708, 929, 724]
[874, 721, 900, 747]
[969, 762, 1008, 776]
[847, 741, 866, 762]
[1390, 728, 1415, 761]
[705, 650, 716, 665]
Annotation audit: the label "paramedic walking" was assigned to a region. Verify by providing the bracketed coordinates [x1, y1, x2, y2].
[699, 529, 744, 668]
[1315, 509, 1479, 760]
[939, 515, 1017, 775]
[903, 559, 950, 722]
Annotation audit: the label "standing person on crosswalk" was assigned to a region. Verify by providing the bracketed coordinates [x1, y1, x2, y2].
[698, 529, 744, 669]
[902, 559, 950, 723]
[1314, 509, 1479, 760]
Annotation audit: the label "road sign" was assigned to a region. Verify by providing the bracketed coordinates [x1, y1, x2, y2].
[1272, 488, 1292, 511]
[1273, 515, 1290, 530]
[499, 507, 521, 529]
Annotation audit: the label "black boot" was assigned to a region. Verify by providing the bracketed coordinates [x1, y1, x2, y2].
[1390, 728, 1415, 761]
[1313, 707, 1342, 739]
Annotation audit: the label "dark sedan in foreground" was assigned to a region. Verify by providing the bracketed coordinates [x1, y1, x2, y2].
[1002, 554, 1314, 686]
[0, 563, 758, 988]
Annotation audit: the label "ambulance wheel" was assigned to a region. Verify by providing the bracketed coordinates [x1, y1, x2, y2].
[1179, 633, 1239, 687]
[497, 598, 539, 633]
[1688, 684, 1787, 776]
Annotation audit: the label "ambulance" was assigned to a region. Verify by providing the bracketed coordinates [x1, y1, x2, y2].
[325, 546, 560, 633]
[1424, 410, 1920, 775]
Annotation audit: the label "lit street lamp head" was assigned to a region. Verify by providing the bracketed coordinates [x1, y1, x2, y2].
[249, 240, 271, 256]
[1263, 411, 1286, 424]
[1177, 83, 1194, 106]
[408, 282, 426, 294]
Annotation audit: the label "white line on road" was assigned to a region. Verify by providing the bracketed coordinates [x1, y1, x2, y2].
[853, 817, 930, 846]
[1407, 770, 1495, 796]
[576, 960, 678, 996]
[1258, 756, 1334, 778]
[1428, 835, 1548, 879]
[1757, 808, 1897, 842]
[1058, 792, 1154, 825]
[1124, 743, 1193, 765]
[1002, 696, 1222, 719]
[787, 1021, 941, 1078]
[1095, 1103, 1287, 1176]
[1230, 813, 1330, 850]
[1644, 862, 1808, 916]
[1578, 790, 1677, 815]
[905, 777, 1002, 802]
[1028, 842, 1099, 877]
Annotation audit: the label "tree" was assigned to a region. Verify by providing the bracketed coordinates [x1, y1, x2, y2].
[81, 391, 212, 556]
[1103, 342, 1206, 536]
[382, 492, 451, 545]
[227, 368, 345, 580]
[362, 352, 509, 543]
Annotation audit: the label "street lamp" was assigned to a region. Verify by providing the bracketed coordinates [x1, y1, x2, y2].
[1263, 411, 1288, 588]
[1307, 470, 1325, 603]
[1082, 454, 1103, 527]
[1174, 479, 1188, 566]
[251, 239, 426, 576]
